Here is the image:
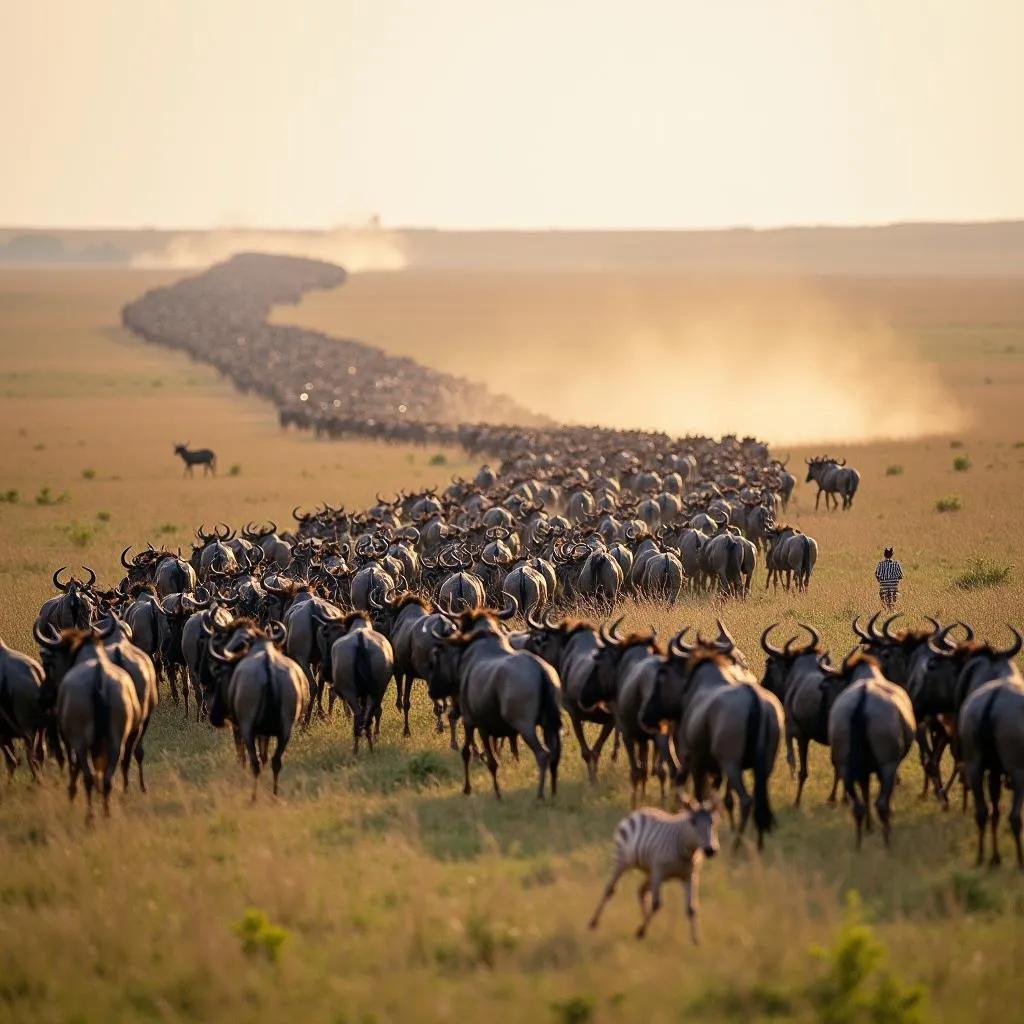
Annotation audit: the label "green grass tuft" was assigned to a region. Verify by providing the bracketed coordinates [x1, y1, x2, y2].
[934, 495, 962, 513]
[429, 453, 448, 466]
[885, 465, 904, 476]
[953, 456, 973, 472]
[62, 522, 95, 548]
[81, 468, 97, 480]
[954, 559, 1013, 590]
[231, 908, 288, 964]
[34, 486, 70, 506]
[228, 464, 242, 477]
[0, 489, 18, 504]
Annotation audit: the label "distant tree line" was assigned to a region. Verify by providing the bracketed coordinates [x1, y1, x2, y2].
[0, 234, 130, 264]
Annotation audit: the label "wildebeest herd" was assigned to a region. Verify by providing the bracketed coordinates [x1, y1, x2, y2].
[1, 249, 1019, 955]
[3, 441, 1022, 872]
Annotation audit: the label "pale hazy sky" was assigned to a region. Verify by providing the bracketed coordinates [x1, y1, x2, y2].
[3, 1, 1023, 229]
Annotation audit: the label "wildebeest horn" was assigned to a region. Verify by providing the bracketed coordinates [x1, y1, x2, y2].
[713, 618, 735, 652]
[496, 596, 518, 621]
[33, 619, 62, 649]
[866, 611, 883, 640]
[928, 623, 958, 655]
[923, 615, 942, 635]
[669, 627, 693, 657]
[993, 625, 1022, 661]
[609, 615, 626, 642]
[92, 615, 116, 641]
[956, 621, 975, 643]
[430, 618, 452, 640]
[839, 458, 847, 466]
[881, 614, 902, 640]
[526, 607, 545, 631]
[292, 506, 309, 522]
[120, 546, 134, 569]
[267, 620, 287, 646]
[760, 623, 783, 657]
[52, 566, 70, 592]
[543, 608, 560, 630]
[799, 623, 822, 651]
[265, 520, 278, 535]
[851, 615, 872, 642]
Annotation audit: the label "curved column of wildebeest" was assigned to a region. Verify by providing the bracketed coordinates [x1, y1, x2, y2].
[121, 253, 546, 452]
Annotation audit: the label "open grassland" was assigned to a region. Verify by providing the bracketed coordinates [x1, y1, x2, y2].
[2, 268, 1024, 1022]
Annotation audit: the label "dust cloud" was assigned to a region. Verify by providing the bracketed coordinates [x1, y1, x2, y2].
[132, 229, 408, 272]
[436, 279, 969, 446]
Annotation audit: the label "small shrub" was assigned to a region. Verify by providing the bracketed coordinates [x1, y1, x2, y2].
[885, 465, 903, 477]
[156, 522, 178, 535]
[151, 378, 163, 388]
[429, 453, 448, 466]
[81, 468, 96, 480]
[96, 510, 111, 522]
[0, 489, 18, 504]
[231, 908, 288, 964]
[954, 559, 1012, 591]
[228, 464, 242, 477]
[952, 456, 972, 472]
[33, 443, 45, 452]
[1013, 441, 1024, 449]
[35, 486, 70, 506]
[807, 893, 925, 1024]
[934, 496, 962, 513]
[394, 750, 455, 788]
[465, 911, 517, 969]
[551, 995, 596, 1024]
[949, 439, 964, 449]
[63, 522, 95, 548]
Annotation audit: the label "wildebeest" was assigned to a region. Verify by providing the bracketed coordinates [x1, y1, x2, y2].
[34, 622, 141, 822]
[823, 652, 916, 848]
[319, 612, 394, 753]
[764, 525, 817, 592]
[174, 443, 217, 476]
[805, 456, 860, 511]
[428, 610, 562, 799]
[37, 566, 97, 632]
[0, 637, 46, 780]
[205, 624, 306, 799]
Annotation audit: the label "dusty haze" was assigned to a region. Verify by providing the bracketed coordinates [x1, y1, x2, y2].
[279, 272, 969, 446]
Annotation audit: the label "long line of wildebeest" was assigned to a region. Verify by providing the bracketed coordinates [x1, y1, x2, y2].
[0, 254, 1019, 881]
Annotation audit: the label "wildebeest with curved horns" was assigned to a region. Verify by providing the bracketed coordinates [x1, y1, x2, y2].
[173, 442, 217, 476]
[822, 651, 916, 848]
[205, 622, 306, 799]
[34, 621, 141, 823]
[764, 525, 818, 592]
[0, 637, 46, 781]
[428, 608, 562, 800]
[37, 566, 97, 632]
[805, 456, 860, 511]
[319, 612, 394, 753]
[639, 627, 781, 849]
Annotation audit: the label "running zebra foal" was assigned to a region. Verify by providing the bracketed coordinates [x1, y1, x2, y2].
[588, 798, 721, 943]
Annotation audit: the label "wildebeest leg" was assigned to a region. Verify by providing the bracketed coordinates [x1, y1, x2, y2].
[518, 730, 550, 800]
[241, 727, 261, 801]
[987, 771, 1002, 867]
[846, 773, 866, 849]
[795, 737, 811, 807]
[479, 732, 504, 799]
[134, 717, 150, 793]
[168, 664, 181, 706]
[875, 763, 899, 847]
[967, 763, 987, 866]
[271, 731, 289, 796]
[232, 724, 246, 767]
[258, 736, 270, 766]
[652, 750, 668, 807]
[569, 713, 595, 781]
[914, 723, 934, 800]
[726, 766, 752, 847]
[827, 767, 840, 804]
[860, 777, 873, 832]
[433, 698, 446, 735]
[784, 724, 797, 780]
[814, 487, 822, 511]
[351, 700, 362, 755]
[121, 730, 137, 792]
[1, 741, 16, 781]
[624, 738, 644, 809]
[448, 704, 460, 752]
[1008, 771, 1024, 869]
[588, 861, 627, 930]
[635, 868, 663, 939]
[99, 748, 117, 818]
[461, 725, 475, 796]
[611, 727, 621, 762]
[589, 721, 615, 782]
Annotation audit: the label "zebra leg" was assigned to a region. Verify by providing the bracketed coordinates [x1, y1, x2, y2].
[684, 870, 701, 945]
[588, 861, 627, 930]
[636, 869, 663, 939]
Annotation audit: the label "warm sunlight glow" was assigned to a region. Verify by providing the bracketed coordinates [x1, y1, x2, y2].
[3, 0, 1023, 229]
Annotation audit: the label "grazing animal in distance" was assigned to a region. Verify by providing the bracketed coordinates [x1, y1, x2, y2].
[588, 798, 721, 943]
[173, 443, 217, 477]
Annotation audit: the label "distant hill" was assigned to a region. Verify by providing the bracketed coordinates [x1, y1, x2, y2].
[2, 221, 1023, 275]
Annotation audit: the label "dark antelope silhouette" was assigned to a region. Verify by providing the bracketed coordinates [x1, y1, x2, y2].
[173, 443, 217, 477]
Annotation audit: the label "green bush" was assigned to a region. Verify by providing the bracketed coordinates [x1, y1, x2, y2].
[550, 996, 596, 1024]
[807, 893, 925, 1024]
[63, 522, 95, 548]
[231, 908, 288, 964]
[934, 496, 962, 513]
[35, 486, 70, 506]
[81, 468, 96, 480]
[954, 559, 1012, 591]
[949, 439, 964, 449]
[885, 465, 903, 477]
[428, 453, 448, 466]
[952, 456, 972, 472]
[0, 489, 18, 504]
[228, 464, 242, 477]
[96, 511, 111, 522]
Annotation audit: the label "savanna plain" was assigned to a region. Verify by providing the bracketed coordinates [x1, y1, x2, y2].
[1, 267, 1024, 1023]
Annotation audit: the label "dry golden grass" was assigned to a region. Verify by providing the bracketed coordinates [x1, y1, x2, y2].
[2, 268, 1024, 1023]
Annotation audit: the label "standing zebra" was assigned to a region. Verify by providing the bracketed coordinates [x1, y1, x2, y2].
[173, 443, 217, 476]
[588, 799, 720, 943]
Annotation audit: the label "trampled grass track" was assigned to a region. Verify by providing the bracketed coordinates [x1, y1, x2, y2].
[1, 268, 1024, 1022]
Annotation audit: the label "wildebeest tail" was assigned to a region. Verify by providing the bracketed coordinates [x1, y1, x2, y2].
[353, 631, 374, 699]
[743, 685, 776, 835]
[844, 685, 870, 797]
[799, 536, 812, 584]
[976, 688, 1002, 775]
